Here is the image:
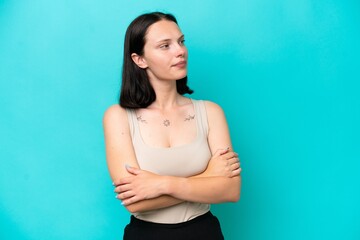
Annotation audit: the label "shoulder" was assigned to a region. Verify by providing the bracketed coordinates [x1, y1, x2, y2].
[202, 100, 225, 116]
[103, 104, 129, 127]
[190, 98, 224, 112]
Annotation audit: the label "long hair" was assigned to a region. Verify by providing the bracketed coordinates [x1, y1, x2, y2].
[119, 12, 193, 108]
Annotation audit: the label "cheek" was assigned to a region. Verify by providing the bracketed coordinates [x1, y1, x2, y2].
[147, 59, 165, 71]
[146, 54, 170, 69]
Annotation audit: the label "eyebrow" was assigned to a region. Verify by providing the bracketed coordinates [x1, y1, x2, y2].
[156, 34, 185, 43]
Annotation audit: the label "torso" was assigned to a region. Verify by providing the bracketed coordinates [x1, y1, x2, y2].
[125, 99, 211, 223]
[134, 98, 197, 148]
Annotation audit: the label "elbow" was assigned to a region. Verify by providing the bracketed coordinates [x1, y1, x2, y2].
[124, 204, 140, 214]
[229, 189, 240, 202]
[225, 186, 240, 202]
[124, 202, 150, 214]
[227, 176, 241, 202]
[216, 189, 239, 203]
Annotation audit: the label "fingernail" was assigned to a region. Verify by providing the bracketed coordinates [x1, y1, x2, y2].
[112, 182, 115, 186]
[121, 201, 125, 205]
[125, 164, 130, 169]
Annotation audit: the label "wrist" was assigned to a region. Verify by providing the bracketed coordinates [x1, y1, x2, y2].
[163, 176, 186, 197]
[162, 176, 172, 195]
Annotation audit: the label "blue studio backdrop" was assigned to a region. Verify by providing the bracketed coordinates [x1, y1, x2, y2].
[0, 1, 359, 239]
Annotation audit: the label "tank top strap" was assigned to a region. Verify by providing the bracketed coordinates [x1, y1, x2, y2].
[125, 108, 137, 139]
[192, 99, 209, 137]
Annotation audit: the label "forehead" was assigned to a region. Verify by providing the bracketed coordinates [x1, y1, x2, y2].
[145, 20, 183, 42]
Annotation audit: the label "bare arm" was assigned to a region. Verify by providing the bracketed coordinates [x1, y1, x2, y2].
[103, 105, 182, 213]
[115, 101, 241, 206]
[116, 149, 240, 212]
[166, 101, 241, 203]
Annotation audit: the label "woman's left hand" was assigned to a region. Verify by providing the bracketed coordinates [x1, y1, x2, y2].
[113, 166, 166, 206]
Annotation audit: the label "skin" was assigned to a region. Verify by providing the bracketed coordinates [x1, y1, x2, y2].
[103, 20, 241, 213]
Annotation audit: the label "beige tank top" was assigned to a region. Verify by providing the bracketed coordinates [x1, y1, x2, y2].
[126, 99, 211, 223]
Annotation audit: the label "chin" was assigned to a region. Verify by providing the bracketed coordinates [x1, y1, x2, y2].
[175, 71, 188, 80]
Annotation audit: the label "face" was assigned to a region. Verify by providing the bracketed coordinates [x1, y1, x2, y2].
[132, 20, 188, 82]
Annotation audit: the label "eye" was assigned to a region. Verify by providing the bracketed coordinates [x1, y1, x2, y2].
[159, 44, 170, 49]
[179, 39, 186, 45]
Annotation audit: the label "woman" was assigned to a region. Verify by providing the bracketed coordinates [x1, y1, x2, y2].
[103, 12, 241, 240]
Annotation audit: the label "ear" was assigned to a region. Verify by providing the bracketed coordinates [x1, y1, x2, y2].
[131, 53, 148, 69]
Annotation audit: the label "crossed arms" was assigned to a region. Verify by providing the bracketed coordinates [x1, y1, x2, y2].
[103, 101, 241, 213]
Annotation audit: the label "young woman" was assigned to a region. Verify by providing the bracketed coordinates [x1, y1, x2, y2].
[103, 12, 241, 240]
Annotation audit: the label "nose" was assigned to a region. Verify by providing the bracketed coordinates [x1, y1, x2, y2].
[175, 43, 186, 57]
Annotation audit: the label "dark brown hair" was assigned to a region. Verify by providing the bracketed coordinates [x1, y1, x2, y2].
[119, 12, 193, 108]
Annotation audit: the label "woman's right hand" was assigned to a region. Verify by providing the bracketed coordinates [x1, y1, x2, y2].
[203, 148, 241, 178]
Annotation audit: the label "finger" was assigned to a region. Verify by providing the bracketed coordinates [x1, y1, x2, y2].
[228, 157, 240, 165]
[231, 168, 242, 177]
[114, 184, 131, 194]
[125, 165, 141, 175]
[113, 177, 133, 186]
[113, 177, 129, 186]
[116, 190, 136, 201]
[219, 147, 230, 155]
[121, 195, 141, 206]
[112, 179, 120, 186]
[232, 159, 241, 168]
[113, 180, 122, 186]
[230, 162, 240, 171]
[223, 151, 238, 160]
[214, 147, 230, 157]
[230, 151, 239, 158]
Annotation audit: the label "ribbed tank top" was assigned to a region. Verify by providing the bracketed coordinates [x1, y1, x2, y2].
[126, 99, 211, 223]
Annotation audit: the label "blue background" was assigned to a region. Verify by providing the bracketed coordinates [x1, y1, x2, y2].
[1, 0, 359, 239]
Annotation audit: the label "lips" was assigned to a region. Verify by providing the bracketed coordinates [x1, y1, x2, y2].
[172, 60, 187, 68]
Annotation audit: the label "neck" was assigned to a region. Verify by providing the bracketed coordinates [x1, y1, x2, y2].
[152, 86, 181, 110]
[148, 79, 186, 110]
